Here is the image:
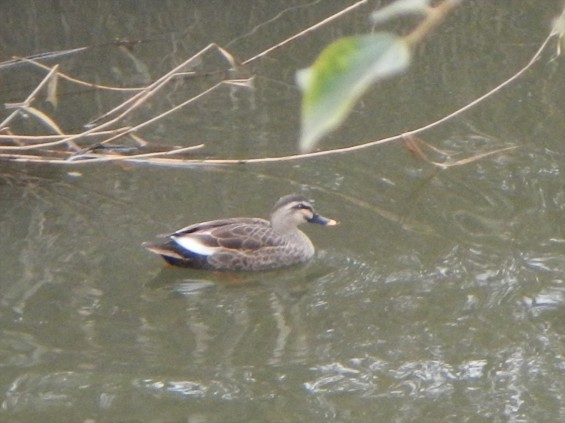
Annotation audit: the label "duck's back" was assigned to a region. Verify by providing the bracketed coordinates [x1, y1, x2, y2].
[170, 218, 314, 271]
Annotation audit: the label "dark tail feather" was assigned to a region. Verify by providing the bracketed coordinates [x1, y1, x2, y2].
[142, 239, 208, 269]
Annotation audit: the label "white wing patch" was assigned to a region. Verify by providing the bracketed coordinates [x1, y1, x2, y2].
[173, 236, 217, 256]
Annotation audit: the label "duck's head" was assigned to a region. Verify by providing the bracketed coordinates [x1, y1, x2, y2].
[270, 194, 337, 232]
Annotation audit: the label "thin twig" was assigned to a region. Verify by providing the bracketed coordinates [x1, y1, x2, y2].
[87, 43, 219, 126]
[404, 0, 462, 47]
[79, 81, 225, 148]
[0, 64, 59, 128]
[17, 57, 145, 92]
[53, 46, 224, 150]
[0, 129, 127, 142]
[0, 47, 87, 70]
[0, 127, 130, 151]
[242, 0, 369, 65]
[69, 143, 205, 162]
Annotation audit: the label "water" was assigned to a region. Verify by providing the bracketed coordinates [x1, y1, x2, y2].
[1, 1, 565, 422]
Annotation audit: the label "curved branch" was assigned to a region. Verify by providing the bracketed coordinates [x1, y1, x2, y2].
[117, 29, 557, 167]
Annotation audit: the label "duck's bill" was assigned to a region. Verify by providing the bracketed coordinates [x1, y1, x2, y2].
[309, 213, 338, 226]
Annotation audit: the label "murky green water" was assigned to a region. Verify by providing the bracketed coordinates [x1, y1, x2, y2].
[1, 1, 565, 422]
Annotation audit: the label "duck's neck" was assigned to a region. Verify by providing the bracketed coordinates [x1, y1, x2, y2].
[272, 224, 315, 255]
[272, 219, 304, 235]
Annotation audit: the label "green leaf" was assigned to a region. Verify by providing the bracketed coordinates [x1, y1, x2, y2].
[297, 33, 410, 153]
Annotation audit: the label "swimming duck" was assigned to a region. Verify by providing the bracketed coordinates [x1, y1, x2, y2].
[142, 194, 337, 271]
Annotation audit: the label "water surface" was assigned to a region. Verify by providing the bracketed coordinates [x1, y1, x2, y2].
[1, 1, 564, 422]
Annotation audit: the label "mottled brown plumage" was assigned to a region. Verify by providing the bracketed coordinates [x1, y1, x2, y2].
[142, 194, 337, 271]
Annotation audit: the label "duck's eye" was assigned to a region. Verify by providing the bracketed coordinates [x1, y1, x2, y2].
[295, 203, 309, 210]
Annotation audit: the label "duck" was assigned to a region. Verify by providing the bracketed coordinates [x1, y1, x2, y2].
[142, 194, 337, 271]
